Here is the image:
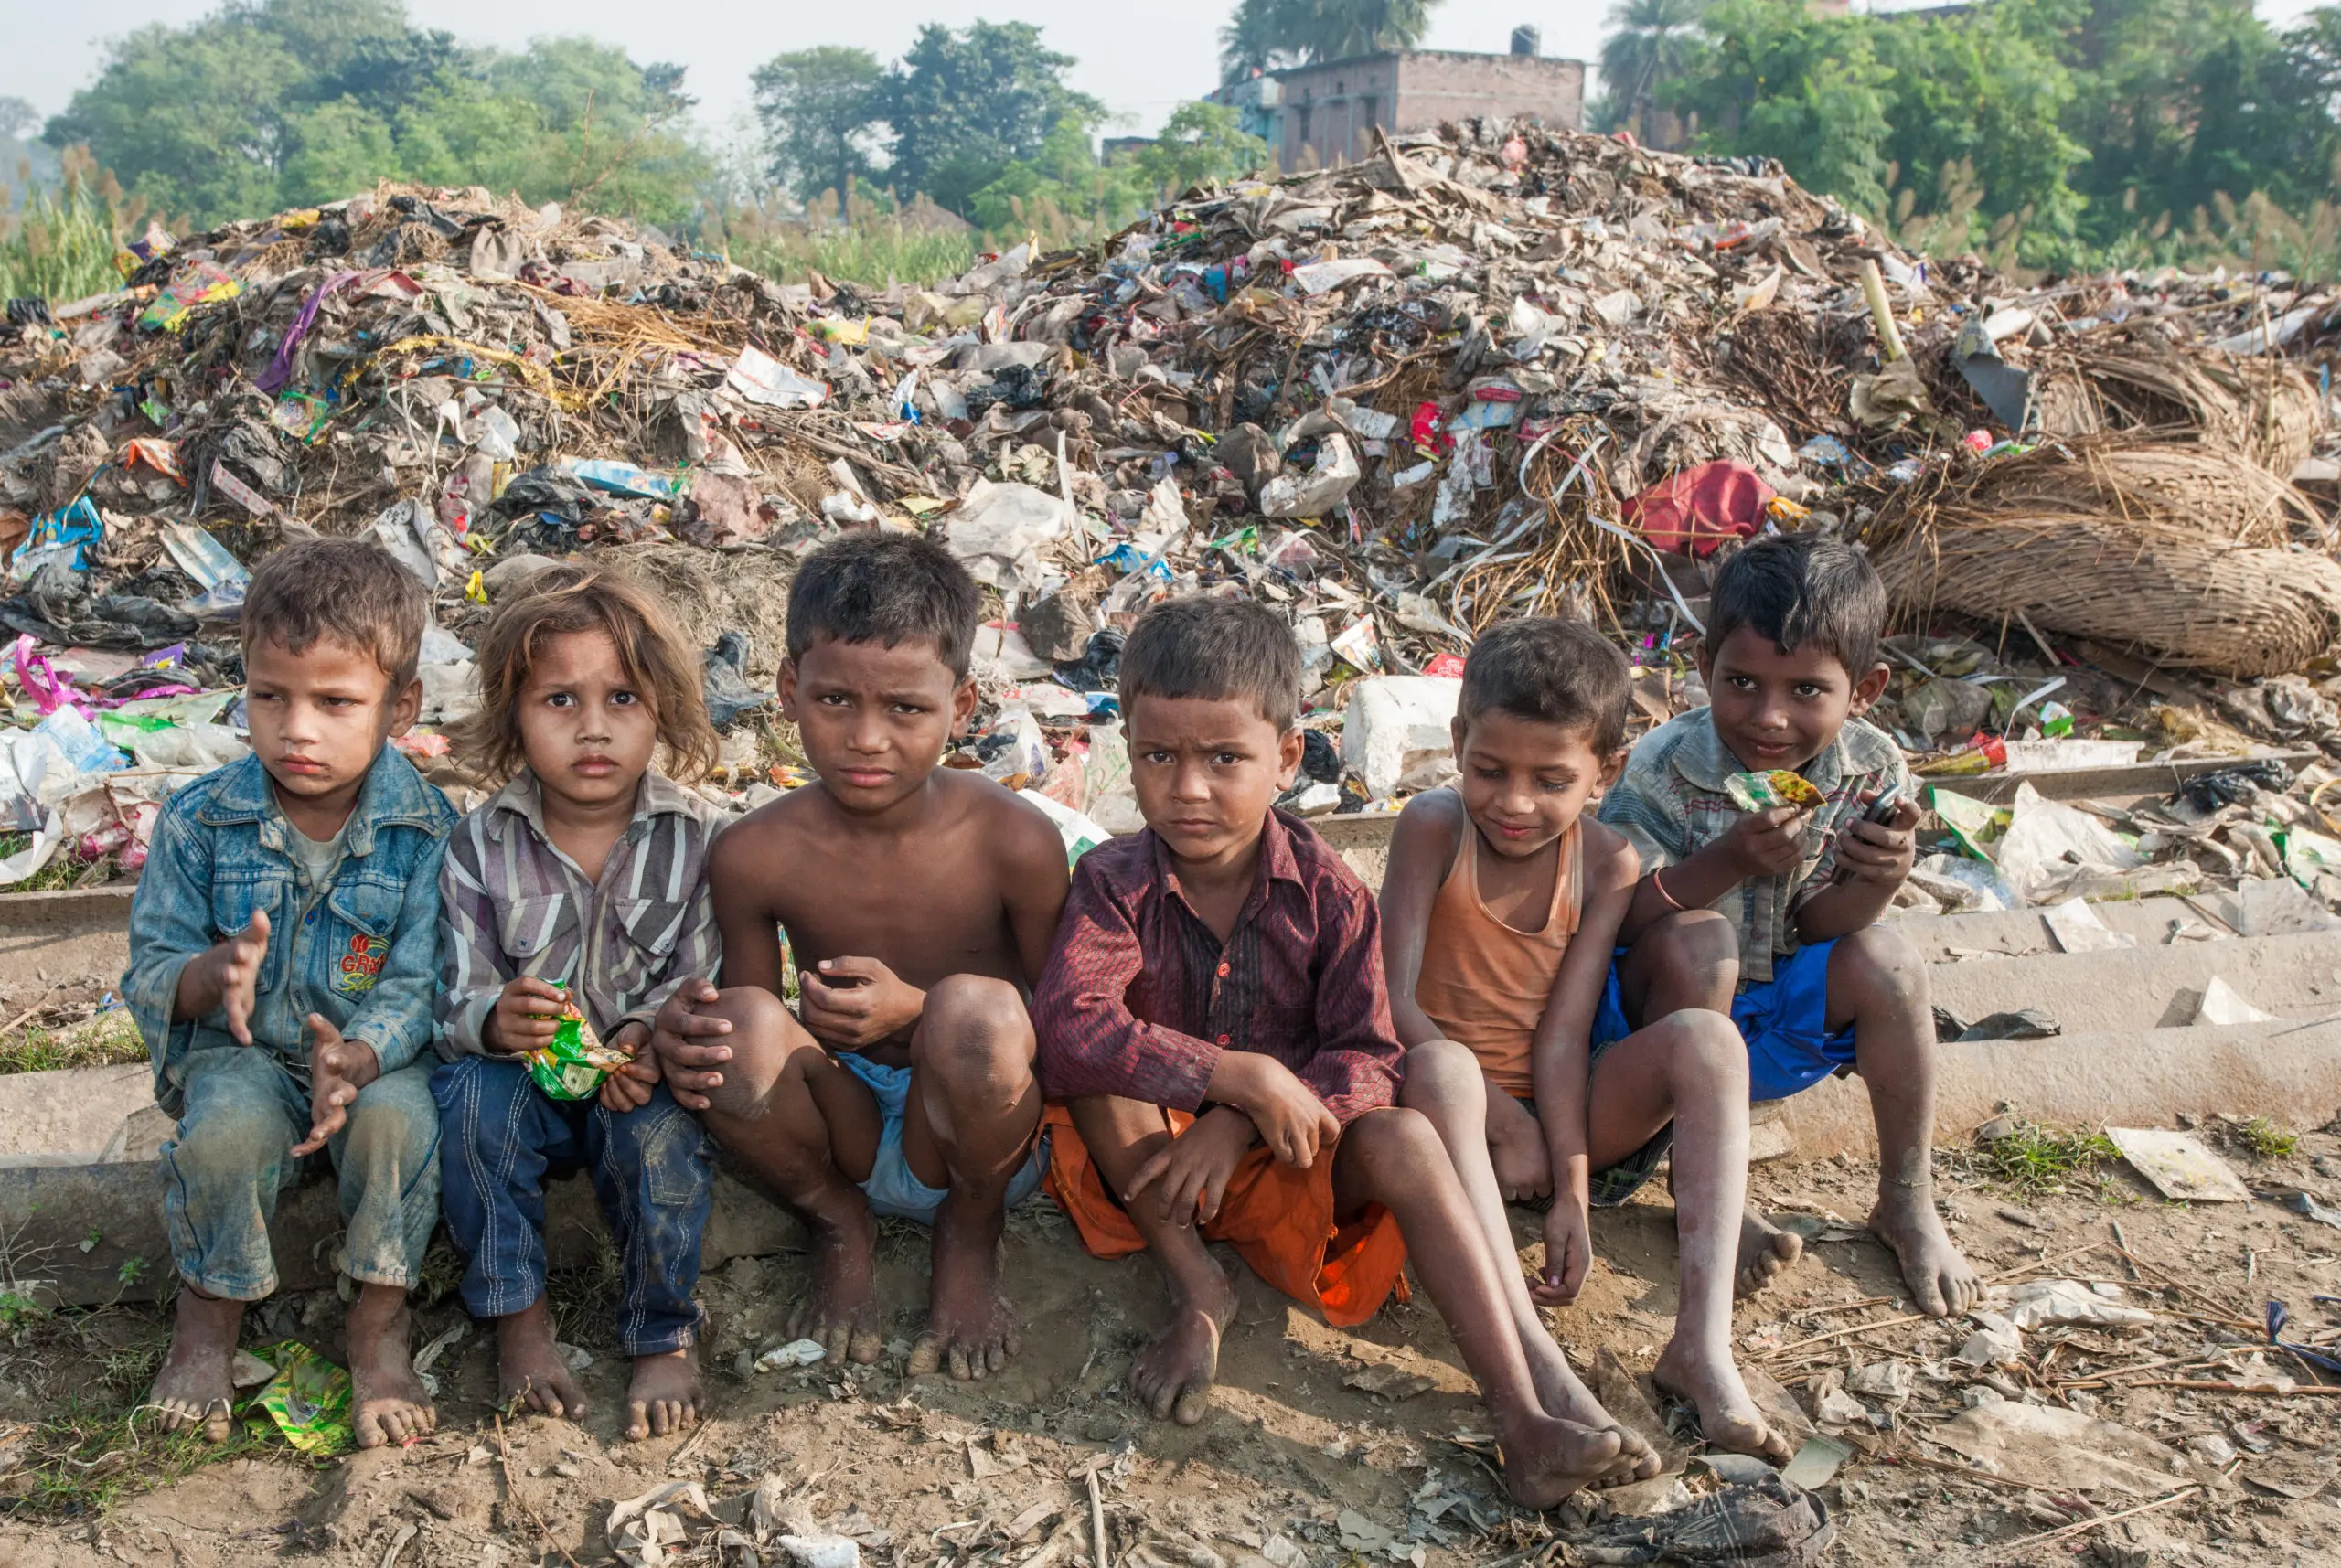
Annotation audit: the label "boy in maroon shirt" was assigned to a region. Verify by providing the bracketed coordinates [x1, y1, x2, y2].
[1034, 597, 1656, 1509]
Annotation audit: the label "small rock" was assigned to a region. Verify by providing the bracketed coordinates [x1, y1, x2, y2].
[2185, 1433, 2236, 1466]
[1956, 1311, 2025, 1368]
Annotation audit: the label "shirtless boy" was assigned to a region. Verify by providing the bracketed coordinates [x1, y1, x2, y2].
[653, 533, 1070, 1378]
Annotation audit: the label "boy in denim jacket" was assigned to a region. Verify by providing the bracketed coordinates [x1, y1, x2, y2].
[124, 539, 457, 1448]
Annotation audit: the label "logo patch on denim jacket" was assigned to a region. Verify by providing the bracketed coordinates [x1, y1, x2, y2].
[336, 933, 389, 995]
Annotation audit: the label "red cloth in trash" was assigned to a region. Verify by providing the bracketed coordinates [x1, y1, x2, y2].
[1624, 461, 1774, 557]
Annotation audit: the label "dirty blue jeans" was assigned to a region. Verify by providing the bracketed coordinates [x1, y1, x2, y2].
[161, 1046, 442, 1299]
[433, 1054, 713, 1355]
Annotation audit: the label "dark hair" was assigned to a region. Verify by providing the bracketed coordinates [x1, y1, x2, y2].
[786, 531, 980, 678]
[445, 565, 719, 785]
[1459, 616, 1630, 754]
[242, 537, 427, 690]
[1707, 534, 1887, 680]
[1119, 595, 1300, 732]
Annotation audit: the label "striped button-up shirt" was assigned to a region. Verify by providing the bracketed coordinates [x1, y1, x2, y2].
[435, 769, 724, 1058]
[1598, 709, 1908, 984]
[1033, 808, 1402, 1125]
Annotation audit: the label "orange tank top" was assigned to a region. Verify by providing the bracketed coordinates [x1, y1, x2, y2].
[1414, 805, 1583, 1100]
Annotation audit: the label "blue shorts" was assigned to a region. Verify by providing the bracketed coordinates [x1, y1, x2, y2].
[836, 1051, 1050, 1224]
[1595, 938, 1855, 1103]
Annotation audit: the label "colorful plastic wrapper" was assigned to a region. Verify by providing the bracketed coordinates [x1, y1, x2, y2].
[1724, 769, 1826, 811]
[525, 988, 634, 1101]
[253, 1341, 355, 1455]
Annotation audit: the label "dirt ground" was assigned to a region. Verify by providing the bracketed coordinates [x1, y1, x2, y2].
[1, 1116, 2337, 1568]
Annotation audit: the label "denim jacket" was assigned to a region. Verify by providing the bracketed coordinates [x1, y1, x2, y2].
[123, 748, 458, 1115]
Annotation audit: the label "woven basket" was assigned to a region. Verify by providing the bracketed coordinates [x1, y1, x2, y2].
[2039, 344, 2319, 478]
[1873, 513, 2341, 677]
[1958, 438, 2317, 548]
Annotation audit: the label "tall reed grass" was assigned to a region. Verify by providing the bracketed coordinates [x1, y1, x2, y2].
[0, 148, 144, 305]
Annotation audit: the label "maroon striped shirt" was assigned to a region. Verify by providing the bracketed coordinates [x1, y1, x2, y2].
[1033, 808, 1402, 1125]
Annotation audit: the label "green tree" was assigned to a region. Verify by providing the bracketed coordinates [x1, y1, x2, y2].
[882, 21, 1104, 213]
[1218, 0, 1441, 80]
[1594, 0, 1709, 133]
[752, 47, 886, 216]
[42, 0, 707, 226]
[1135, 101, 1269, 191]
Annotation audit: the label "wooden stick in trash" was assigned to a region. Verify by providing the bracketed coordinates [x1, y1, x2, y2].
[1086, 1464, 1108, 1568]
[1978, 1487, 2199, 1564]
[1859, 258, 1907, 362]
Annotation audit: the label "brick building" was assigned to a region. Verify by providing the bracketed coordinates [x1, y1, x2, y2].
[1213, 33, 1587, 172]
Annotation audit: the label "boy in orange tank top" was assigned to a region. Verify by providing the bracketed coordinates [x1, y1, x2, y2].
[1383, 618, 1791, 1465]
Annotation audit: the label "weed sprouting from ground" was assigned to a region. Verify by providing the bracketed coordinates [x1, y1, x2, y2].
[0, 1010, 145, 1076]
[2236, 1117, 2300, 1161]
[1969, 1121, 2122, 1195]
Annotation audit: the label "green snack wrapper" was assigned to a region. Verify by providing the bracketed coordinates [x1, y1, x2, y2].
[1725, 769, 1825, 812]
[524, 988, 634, 1101]
[253, 1341, 354, 1455]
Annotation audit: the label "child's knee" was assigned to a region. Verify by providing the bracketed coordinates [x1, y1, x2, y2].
[1653, 1008, 1750, 1098]
[1344, 1104, 1444, 1166]
[917, 976, 1035, 1087]
[1398, 1039, 1484, 1111]
[343, 1067, 439, 1174]
[169, 1095, 288, 1187]
[1831, 924, 1928, 1010]
[1646, 909, 1737, 978]
[692, 986, 816, 1121]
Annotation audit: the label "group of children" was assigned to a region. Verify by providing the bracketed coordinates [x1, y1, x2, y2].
[125, 523, 1973, 1508]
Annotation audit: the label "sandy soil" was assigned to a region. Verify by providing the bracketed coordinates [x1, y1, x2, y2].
[1, 1118, 2336, 1568]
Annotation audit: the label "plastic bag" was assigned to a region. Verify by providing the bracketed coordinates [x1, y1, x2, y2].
[525, 988, 634, 1101]
[1725, 770, 1824, 811]
[253, 1341, 355, 1455]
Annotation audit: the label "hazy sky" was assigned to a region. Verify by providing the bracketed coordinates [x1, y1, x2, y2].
[5, 0, 2328, 155]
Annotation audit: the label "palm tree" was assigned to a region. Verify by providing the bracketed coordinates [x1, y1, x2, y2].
[1599, 0, 1710, 136]
[1221, 0, 1442, 80]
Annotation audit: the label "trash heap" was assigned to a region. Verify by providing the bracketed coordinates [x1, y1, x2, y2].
[0, 120, 2337, 903]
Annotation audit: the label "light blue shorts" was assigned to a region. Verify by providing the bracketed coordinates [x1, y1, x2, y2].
[836, 1051, 1050, 1223]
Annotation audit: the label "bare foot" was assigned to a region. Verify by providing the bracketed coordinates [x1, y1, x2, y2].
[1868, 1189, 1980, 1317]
[150, 1287, 243, 1442]
[1653, 1339, 1793, 1466]
[497, 1296, 587, 1420]
[625, 1348, 701, 1440]
[909, 1189, 1017, 1381]
[347, 1284, 436, 1450]
[789, 1208, 882, 1366]
[1496, 1414, 1630, 1510]
[1519, 1332, 1660, 1485]
[1736, 1209, 1805, 1300]
[1132, 1271, 1235, 1426]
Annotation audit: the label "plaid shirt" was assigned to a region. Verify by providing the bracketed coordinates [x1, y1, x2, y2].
[436, 770, 724, 1057]
[1033, 808, 1402, 1125]
[1598, 709, 1907, 984]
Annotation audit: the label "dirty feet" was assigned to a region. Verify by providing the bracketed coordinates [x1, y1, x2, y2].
[1736, 1209, 1805, 1299]
[1653, 1339, 1793, 1466]
[789, 1206, 882, 1365]
[150, 1285, 244, 1442]
[1132, 1270, 1236, 1426]
[347, 1283, 436, 1449]
[1519, 1331, 1661, 1484]
[625, 1348, 701, 1440]
[1868, 1188, 1980, 1317]
[1496, 1415, 1632, 1510]
[497, 1296, 587, 1420]
[910, 1189, 1018, 1381]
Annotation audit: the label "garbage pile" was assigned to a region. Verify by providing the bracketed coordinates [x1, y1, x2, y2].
[0, 119, 2337, 897]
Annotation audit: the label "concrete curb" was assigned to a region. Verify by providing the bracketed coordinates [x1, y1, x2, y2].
[1776, 1016, 2341, 1159]
[0, 1161, 804, 1308]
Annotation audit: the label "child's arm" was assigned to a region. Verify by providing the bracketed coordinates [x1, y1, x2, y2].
[1035, 863, 1338, 1166]
[1527, 826, 1638, 1306]
[1378, 793, 1466, 1049]
[709, 828, 786, 996]
[1793, 794, 1920, 941]
[1616, 805, 1810, 942]
[999, 801, 1074, 990]
[123, 801, 257, 1060]
[1304, 875, 1407, 1126]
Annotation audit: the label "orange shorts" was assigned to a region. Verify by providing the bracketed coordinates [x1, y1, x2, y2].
[1041, 1104, 1409, 1328]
